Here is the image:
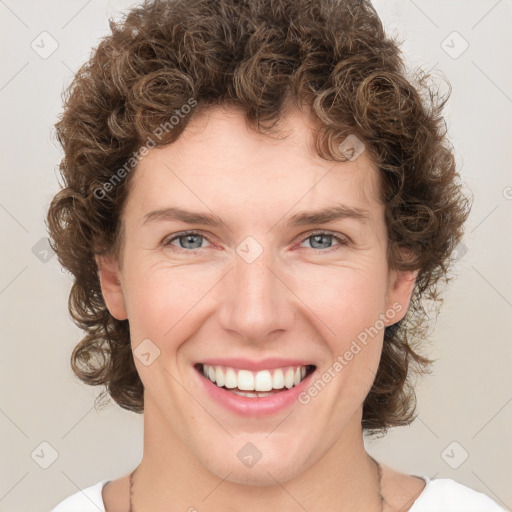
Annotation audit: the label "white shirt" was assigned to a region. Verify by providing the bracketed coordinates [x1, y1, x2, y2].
[50, 475, 507, 511]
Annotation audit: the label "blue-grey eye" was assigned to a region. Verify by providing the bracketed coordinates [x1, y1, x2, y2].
[303, 233, 335, 250]
[165, 232, 207, 250]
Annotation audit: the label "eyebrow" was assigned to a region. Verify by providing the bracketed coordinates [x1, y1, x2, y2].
[285, 205, 370, 226]
[142, 204, 370, 228]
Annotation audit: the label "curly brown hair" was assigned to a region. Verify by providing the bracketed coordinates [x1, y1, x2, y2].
[47, 0, 470, 436]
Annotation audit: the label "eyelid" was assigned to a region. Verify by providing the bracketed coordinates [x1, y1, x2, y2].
[162, 229, 351, 252]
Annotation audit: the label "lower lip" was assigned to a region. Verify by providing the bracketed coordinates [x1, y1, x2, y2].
[194, 365, 316, 417]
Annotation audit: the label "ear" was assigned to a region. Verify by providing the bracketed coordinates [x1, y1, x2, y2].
[384, 267, 418, 326]
[95, 255, 128, 321]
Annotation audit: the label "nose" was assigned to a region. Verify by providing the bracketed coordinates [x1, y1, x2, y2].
[217, 241, 296, 344]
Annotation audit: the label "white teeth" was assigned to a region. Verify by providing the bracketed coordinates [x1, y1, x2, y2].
[201, 364, 311, 392]
[231, 390, 276, 398]
[225, 367, 237, 389]
[255, 370, 273, 391]
[294, 367, 301, 386]
[272, 369, 285, 389]
[284, 368, 295, 389]
[237, 370, 254, 391]
[215, 366, 225, 387]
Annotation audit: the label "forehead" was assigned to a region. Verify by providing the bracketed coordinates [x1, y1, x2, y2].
[125, 104, 382, 218]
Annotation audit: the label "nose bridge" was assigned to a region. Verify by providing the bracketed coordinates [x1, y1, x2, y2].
[218, 236, 293, 340]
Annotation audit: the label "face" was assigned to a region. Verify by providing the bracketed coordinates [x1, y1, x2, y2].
[98, 104, 415, 485]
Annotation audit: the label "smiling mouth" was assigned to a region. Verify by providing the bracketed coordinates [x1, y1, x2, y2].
[194, 363, 316, 397]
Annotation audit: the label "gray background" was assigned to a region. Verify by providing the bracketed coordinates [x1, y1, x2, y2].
[0, 1, 511, 511]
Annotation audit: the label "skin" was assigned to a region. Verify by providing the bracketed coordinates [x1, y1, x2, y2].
[97, 103, 426, 511]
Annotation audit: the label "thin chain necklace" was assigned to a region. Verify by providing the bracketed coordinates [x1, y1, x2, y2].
[128, 456, 386, 512]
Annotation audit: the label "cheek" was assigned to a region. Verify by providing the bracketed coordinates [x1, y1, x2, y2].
[122, 260, 214, 352]
[295, 263, 388, 400]
[294, 262, 389, 342]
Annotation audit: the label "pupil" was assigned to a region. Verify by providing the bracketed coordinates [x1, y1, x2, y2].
[312, 234, 330, 249]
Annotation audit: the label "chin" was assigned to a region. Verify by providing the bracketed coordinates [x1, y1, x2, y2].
[192, 435, 317, 487]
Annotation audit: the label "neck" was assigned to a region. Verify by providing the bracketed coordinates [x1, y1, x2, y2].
[130, 399, 384, 512]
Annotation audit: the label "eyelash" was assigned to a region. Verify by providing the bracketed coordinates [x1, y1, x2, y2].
[162, 230, 350, 254]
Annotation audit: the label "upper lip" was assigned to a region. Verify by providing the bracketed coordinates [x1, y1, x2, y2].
[196, 358, 316, 371]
